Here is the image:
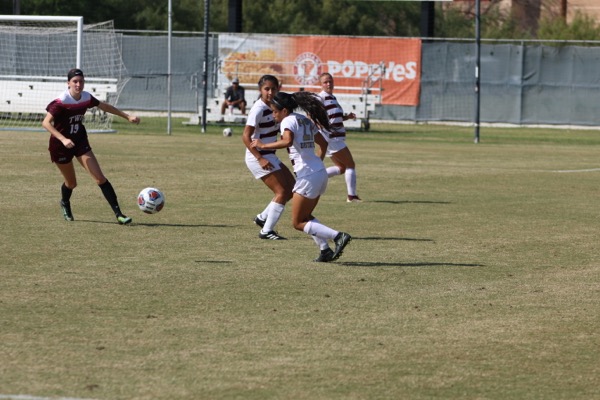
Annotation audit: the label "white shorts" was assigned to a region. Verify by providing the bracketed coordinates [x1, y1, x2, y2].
[326, 139, 348, 157]
[293, 169, 328, 199]
[245, 152, 283, 179]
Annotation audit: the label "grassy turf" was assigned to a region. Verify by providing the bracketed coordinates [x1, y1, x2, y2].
[1, 120, 599, 399]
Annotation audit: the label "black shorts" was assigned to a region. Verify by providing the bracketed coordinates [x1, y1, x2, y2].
[48, 136, 92, 164]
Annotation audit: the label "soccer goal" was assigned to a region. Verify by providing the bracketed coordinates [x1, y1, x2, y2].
[0, 15, 129, 132]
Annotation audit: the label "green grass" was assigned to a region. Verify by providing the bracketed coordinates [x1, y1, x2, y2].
[1, 121, 599, 400]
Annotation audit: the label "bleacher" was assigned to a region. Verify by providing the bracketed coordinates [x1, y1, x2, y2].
[0, 76, 118, 115]
[186, 83, 380, 131]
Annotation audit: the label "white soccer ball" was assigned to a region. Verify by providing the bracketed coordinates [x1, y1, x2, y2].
[137, 187, 165, 214]
[223, 127, 232, 137]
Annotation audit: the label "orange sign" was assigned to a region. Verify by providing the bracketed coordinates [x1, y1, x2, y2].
[219, 34, 422, 106]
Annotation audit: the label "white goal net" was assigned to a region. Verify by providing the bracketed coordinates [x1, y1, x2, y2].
[0, 16, 129, 132]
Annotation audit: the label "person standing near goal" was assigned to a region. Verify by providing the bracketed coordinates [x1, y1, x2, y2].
[242, 74, 295, 240]
[42, 68, 140, 224]
[317, 72, 362, 203]
[251, 91, 352, 262]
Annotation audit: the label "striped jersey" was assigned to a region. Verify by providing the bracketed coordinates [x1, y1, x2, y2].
[246, 98, 280, 155]
[317, 90, 346, 140]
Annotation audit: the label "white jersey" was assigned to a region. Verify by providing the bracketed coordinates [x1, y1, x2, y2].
[318, 90, 346, 142]
[280, 113, 325, 179]
[245, 98, 280, 157]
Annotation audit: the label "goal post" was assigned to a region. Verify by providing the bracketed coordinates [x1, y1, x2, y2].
[0, 15, 83, 68]
[0, 15, 128, 132]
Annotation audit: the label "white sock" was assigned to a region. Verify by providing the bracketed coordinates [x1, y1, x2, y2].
[327, 166, 341, 178]
[307, 219, 330, 250]
[304, 219, 338, 241]
[262, 201, 285, 233]
[345, 168, 357, 196]
[259, 203, 272, 221]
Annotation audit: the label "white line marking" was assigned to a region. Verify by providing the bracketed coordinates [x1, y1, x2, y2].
[0, 395, 98, 400]
[551, 168, 600, 173]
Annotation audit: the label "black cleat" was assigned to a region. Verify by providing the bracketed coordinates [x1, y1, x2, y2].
[313, 248, 334, 263]
[254, 216, 266, 228]
[332, 232, 352, 260]
[60, 200, 74, 221]
[259, 230, 286, 240]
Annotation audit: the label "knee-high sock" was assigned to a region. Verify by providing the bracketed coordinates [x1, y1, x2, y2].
[303, 219, 338, 241]
[258, 203, 271, 221]
[262, 201, 285, 233]
[345, 168, 357, 196]
[307, 218, 331, 250]
[61, 183, 73, 203]
[327, 166, 341, 178]
[99, 180, 122, 216]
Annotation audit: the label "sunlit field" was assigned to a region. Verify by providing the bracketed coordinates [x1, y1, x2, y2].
[1, 120, 599, 400]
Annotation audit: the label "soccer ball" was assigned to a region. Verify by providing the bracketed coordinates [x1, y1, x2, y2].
[223, 127, 232, 137]
[137, 187, 165, 214]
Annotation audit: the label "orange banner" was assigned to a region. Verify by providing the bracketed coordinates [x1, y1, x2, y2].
[219, 34, 422, 106]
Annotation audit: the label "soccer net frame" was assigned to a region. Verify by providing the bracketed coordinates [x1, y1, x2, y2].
[0, 15, 129, 132]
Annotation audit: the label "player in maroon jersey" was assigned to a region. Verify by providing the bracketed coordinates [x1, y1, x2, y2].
[42, 68, 140, 224]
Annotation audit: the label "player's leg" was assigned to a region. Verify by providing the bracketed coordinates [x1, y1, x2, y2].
[55, 161, 77, 221]
[331, 147, 360, 202]
[77, 151, 131, 224]
[259, 170, 292, 239]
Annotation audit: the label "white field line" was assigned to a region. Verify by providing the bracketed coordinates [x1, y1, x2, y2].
[551, 168, 600, 173]
[0, 395, 98, 400]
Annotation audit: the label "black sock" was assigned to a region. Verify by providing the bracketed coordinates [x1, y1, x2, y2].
[61, 183, 73, 204]
[99, 180, 123, 216]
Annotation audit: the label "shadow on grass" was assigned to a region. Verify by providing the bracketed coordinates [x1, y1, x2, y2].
[76, 219, 235, 228]
[371, 200, 451, 205]
[338, 261, 485, 268]
[354, 236, 434, 242]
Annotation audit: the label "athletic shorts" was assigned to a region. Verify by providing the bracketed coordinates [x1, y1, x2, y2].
[245, 151, 283, 179]
[293, 169, 328, 199]
[326, 139, 348, 157]
[48, 136, 92, 164]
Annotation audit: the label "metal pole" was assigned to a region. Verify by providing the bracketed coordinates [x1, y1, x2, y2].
[201, 0, 210, 133]
[474, 0, 481, 144]
[167, 0, 172, 135]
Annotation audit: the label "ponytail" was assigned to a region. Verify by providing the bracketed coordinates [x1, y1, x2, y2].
[272, 91, 331, 131]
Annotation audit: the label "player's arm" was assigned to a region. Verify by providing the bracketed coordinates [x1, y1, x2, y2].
[252, 129, 293, 150]
[243, 125, 274, 170]
[343, 112, 356, 121]
[315, 131, 328, 160]
[42, 112, 74, 149]
[98, 102, 140, 124]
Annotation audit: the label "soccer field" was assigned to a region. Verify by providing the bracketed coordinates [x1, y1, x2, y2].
[1, 121, 599, 400]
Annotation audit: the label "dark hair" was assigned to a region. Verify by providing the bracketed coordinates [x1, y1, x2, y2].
[272, 91, 331, 131]
[257, 74, 279, 90]
[67, 68, 84, 81]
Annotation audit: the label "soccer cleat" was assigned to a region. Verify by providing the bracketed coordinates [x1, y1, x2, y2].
[116, 214, 132, 225]
[332, 232, 352, 260]
[313, 248, 334, 263]
[259, 230, 286, 240]
[60, 200, 74, 221]
[347, 195, 362, 203]
[254, 216, 266, 228]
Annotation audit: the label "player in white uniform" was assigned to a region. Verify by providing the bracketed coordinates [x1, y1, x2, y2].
[317, 72, 361, 203]
[242, 75, 295, 240]
[251, 91, 352, 262]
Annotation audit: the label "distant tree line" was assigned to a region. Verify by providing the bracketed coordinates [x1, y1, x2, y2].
[2, 0, 599, 40]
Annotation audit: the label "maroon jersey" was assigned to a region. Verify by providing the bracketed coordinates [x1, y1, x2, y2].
[46, 90, 100, 141]
[46, 90, 100, 163]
